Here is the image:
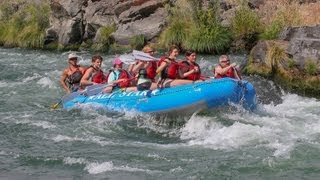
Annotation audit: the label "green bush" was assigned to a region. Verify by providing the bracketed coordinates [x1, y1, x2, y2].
[260, 20, 283, 40]
[129, 34, 146, 50]
[230, 5, 261, 40]
[160, 20, 191, 49]
[0, 1, 50, 49]
[260, 2, 301, 40]
[160, 0, 231, 53]
[185, 9, 232, 53]
[305, 59, 317, 76]
[91, 25, 115, 52]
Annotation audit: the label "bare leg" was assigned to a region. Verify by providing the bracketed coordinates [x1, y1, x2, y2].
[124, 86, 137, 92]
[163, 79, 193, 88]
[103, 86, 113, 94]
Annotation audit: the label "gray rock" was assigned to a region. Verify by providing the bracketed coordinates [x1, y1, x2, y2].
[46, 0, 167, 47]
[279, 25, 320, 68]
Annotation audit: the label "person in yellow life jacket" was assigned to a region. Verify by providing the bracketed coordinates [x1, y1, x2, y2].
[103, 58, 131, 93]
[80, 55, 107, 87]
[180, 50, 202, 81]
[60, 53, 86, 93]
[156, 45, 193, 88]
[213, 55, 241, 80]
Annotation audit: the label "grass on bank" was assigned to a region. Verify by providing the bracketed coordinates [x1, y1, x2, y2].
[0, 1, 50, 49]
[159, 0, 231, 53]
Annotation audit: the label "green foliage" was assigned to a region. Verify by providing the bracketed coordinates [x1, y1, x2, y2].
[160, 20, 191, 48]
[260, 2, 301, 40]
[304, 59, 317, 76]
[287, 58, 295, 69]
[130, 34, 146, 50]
[99, 26, 116, 43]
[91, 26, 115, 52]
[0, 1, 50, 49]
[160, 0, 231, 53]
[231, 5, 261, 40]
[260, 20, 283, 40]
[185, 9, 232, 53]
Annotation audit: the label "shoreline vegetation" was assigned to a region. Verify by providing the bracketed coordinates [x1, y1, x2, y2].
[0, 0, 319, 98]
[0, 0, 318, 52]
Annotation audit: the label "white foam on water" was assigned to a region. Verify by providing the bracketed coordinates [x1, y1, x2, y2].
[84, 161, 155, 174]
[52, 135, 85, 142]
[51, 134, 114, 146]
[147, 153, 171, 162]
[169, 166, 183, 173]
[179, 94, 320, 158]
[14, 118, 56, 129]
[37, 77, 56, 88]
[22, 73, 41, 83]
[0, 80, 8, 88]
[63, 157, 87, 165]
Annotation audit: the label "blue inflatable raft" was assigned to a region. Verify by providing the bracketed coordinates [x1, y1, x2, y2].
[63, 78, 257, 114]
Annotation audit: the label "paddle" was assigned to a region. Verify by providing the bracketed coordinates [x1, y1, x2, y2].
[132, 50, 158, 61]
[119, 54, 135, 65]
[49, 91, 83, 110]
[86, 83, 114, 96]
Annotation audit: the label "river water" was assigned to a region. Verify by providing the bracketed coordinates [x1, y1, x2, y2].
[1, 48, 320, 179]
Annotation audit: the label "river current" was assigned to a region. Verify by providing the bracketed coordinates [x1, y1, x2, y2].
[0, 48, 320, 179]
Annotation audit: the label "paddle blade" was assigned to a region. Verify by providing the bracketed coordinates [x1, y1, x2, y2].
[86, 84, 113, 96]
[119, 54, 135, 64]
[49, 101, 61, 110]
[61, 91, 81, 104]
[132, 50, 158, 61]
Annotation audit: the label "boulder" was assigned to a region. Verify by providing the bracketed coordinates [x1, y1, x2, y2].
[279, 25, 320, 68]
[113, 0, 166, 44]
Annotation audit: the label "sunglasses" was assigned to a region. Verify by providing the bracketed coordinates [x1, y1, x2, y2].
[69, 58, 78, 61]
[147, 51, 154, 53]
[221, 60, 230, 63]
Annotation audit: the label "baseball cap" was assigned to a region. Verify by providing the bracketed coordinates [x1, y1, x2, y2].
[113, 57, 123, 65]
[68, 53, 78, 60]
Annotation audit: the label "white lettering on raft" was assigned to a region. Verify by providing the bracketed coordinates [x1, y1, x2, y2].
[87, 89, 159, 100]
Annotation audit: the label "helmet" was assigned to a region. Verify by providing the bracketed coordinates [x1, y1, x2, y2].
[68, 53, 78, 60]
[113, 57, 123, 65]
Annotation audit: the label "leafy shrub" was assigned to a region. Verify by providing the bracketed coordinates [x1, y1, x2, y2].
[0, 1, 50, 49]
[185, 9, 232, 53]
[130, 34, 146, 50]
[259, 1, 301, 40]
[160, 0, 231, 53]
[91, 25, 115, 52]
[304, 59, 317, 76]
[230, 5, 261, 41]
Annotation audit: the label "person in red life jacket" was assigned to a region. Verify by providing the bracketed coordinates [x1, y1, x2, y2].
[103, 58, 131, 93]
[60, 53, 86, 93]
[156, 45, 193, 88]
[180, 50, 202, 81]
[80, 55, 107, 88]
[213, 55, 241, 80]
